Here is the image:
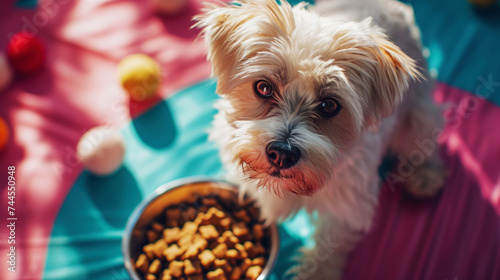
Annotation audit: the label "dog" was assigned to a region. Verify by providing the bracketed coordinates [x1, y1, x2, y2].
[195, 0, 446, 278]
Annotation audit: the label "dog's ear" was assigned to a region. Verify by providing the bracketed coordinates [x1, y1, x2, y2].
[194, 0, 295, 94]
[367, 30, 421, 126]
[331, 19, 421, 129]
[193, 3, 245, 86]
[361, 23, 423, 131]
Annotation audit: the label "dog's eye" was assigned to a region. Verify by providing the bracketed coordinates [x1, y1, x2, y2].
[254, 80, 274, 98]
[317, 98, 341, 118]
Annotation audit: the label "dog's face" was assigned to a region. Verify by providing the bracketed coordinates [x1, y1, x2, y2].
[196, 0, 419, 196]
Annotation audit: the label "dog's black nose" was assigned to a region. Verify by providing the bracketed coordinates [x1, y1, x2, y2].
[266, 141, 301, 169]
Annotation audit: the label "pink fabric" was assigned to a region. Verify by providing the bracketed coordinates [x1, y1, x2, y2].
[345, 83, 500, 279]
[0, 0, 211, 279]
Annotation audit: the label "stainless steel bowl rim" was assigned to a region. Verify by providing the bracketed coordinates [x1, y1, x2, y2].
[122, 176, 280, 280]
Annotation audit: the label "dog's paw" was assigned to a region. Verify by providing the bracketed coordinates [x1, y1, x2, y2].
[405, 158, 446, 199]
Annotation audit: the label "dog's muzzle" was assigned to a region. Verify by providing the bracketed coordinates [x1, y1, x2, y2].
[265, 141, 301, 170]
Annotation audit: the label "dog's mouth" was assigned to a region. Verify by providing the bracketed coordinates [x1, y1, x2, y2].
[240, 158, 317, 196]
[241, 157, 296, 179]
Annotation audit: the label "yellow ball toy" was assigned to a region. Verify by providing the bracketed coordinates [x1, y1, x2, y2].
[0, 117, 9, 151]
[118, 54, 161, 101]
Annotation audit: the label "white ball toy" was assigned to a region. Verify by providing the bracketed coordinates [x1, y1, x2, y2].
[77, 126, 126, 176]
[150, 0, 188, 15]
[0, 52, 13, 92]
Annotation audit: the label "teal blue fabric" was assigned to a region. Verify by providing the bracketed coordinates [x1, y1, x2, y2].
[15, 0, 38, 8]
[44, 80, 315, 279]
[407, 0, 500, 105]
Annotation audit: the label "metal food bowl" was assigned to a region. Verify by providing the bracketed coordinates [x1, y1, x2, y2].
[122, 177, 279, 280]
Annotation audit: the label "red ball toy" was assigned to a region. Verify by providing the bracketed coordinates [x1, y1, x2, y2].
[7, 32, 45, 75]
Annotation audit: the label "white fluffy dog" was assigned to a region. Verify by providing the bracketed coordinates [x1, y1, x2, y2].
[196, 0, 446, 278]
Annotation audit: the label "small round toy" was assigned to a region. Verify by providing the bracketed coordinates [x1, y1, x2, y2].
[77, 126, 126, 176]
[0, 117, 10, 151]
[150, 0, 188, 15]
[118, 54, 161, 101]
[7, 32, 45, 75]
[0, 52, 13, 91]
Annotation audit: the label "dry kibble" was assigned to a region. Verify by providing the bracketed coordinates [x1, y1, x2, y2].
[202, 207, 226, 225]
[166, 208, 181, 228]
[193, 235, 208, 249]
[163, 244, 186, 262]
[206, 268, 227, 280]
[134, 192, 272, 280]
[147, 230, 161, 243]
[252, 224, 264, 240]
[153, 239, 168, 260]
[162, 227, 181, 244]
[194, 212, 205, 224]
[199, 224, 219, 240]
[245, 265, 263, 280]
[214, 258, 232, 274]
[198, 249, 216, 269]
[135, 254, 149, 274]
[218, 231, 239, 248]
[253, 243, 266, 256]
[143, 243, 155, 260]
[166, 208, 181, 220]
[244, 241, 266, 258]
[148, 259, 163, 275]
[202, 210, 216, 225]
[219, 217, 232, 231]
[229, 266, 242, 280]
[166, 219, 179, 228]
[182, 207, 198, 221]
[243, 241, 254, 251]
[182, 237, 208, 260]
[184, 259, 202, 275]
[168, 260, 185, 278]
[197, 205, 209, 214]
[234, 209, 251, 223]
[182, 246, 200, 260]
[214, 209, 226, 219]
[178, 234, 195, 249]
[202, 197, 219, 207]
[151, 221, 165, 232]
[225, 249, 239, 260]
[244, 241, 259, 259]
[212, 243, 228, 259]
[235, 243, 248, 259]
[180, 222, 199, 237]
[251, 257, 266, 266]
[161, 269, 172, 280]
[240, 258, 252, 274]
[232, 222, 249, 238]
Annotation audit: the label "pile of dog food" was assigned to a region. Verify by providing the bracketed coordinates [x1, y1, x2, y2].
[134, 195, 271, 280]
